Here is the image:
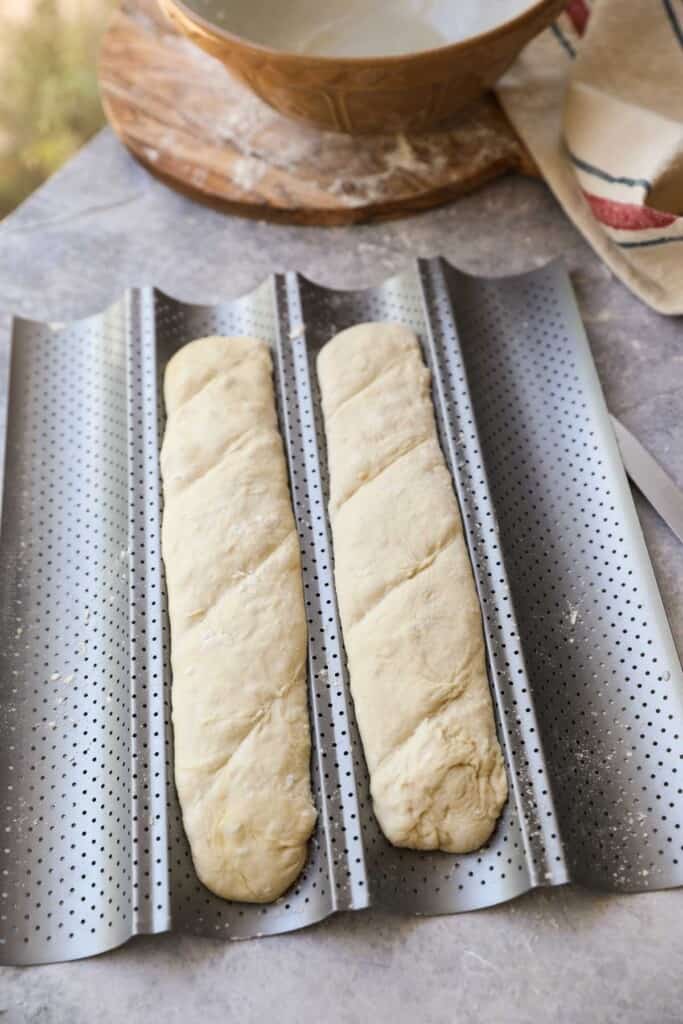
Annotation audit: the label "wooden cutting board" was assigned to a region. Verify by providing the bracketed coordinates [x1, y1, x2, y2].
[99, 0, 536, 225]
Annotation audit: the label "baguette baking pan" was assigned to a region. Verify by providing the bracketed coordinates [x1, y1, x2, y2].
[1, 259, 682, 965]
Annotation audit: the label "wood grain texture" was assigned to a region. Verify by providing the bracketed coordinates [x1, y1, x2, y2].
[99, 0, 538, 226]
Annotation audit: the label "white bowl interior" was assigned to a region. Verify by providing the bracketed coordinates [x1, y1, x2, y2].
[184, 0, 541, 57]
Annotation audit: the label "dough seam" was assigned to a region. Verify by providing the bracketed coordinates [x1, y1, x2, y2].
[173, 424, 261, 495]
[371, 649, 480, 775]
[347, 531, 458, 631]
[185, 529, 295, 628]
[198, 675, 302, 789]
[326, 350, 416, 421]
[333, 433, 431, 513]
[173, 360, 255, 412]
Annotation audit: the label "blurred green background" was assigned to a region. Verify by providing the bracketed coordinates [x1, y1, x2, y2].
[0, 0, 114, 218]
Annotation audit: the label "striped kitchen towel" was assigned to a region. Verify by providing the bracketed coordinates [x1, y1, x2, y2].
[496, 0, 683, 314]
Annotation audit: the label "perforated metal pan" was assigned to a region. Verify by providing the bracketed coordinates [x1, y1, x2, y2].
[0, 259, 681, 965]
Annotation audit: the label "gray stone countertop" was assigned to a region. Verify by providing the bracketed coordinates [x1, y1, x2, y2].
[0, 129, 681, 1024]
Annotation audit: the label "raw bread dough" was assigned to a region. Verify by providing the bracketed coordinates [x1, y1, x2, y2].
[160, 335, 316, 902]
[317, 323, 507, 852]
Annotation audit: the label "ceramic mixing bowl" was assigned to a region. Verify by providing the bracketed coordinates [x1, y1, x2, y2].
[158, 0, 564, 134]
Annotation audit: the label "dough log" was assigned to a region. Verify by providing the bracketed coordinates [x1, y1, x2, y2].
[317, 323, 507, 853]
[161, 336, 316, 902]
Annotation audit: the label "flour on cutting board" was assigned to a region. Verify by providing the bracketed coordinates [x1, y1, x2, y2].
[163, 32, 512, 207]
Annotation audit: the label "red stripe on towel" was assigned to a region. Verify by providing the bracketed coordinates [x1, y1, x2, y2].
[582, 191, 678, 230]
[566, 0, 590, 35]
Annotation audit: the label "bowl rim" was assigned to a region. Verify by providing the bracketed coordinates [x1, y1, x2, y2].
[167, 0, 560, 64]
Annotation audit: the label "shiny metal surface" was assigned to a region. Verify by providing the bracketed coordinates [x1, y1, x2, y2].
[0, 259, 681, 965]
[612, 414, 683, 547]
